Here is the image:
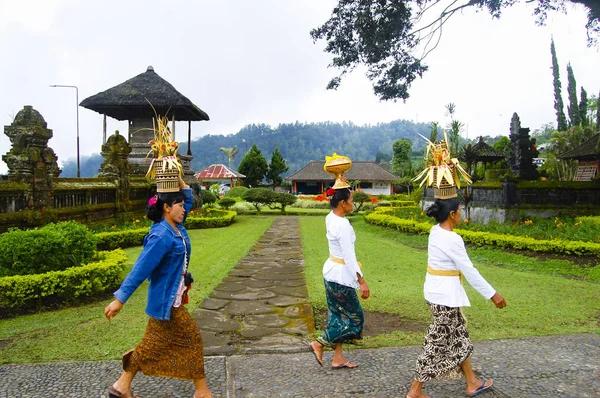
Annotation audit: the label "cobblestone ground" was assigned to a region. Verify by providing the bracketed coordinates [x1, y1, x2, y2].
[196, 217, 314, 356]
[0, 334, 598, 397]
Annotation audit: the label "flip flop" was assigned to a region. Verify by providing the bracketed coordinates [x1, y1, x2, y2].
[331, 360, 358, 369]
[108, 386, 141, 398]
[309, 342, 323, 367]
[466, 379, 493, 397]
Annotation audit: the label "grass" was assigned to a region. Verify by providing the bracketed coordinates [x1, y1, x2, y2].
[0, 216, 274, 364]
[299, 216, 600, 349]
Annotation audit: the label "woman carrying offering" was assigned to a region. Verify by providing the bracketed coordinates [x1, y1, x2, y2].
[310, 154, 370, 369]
[408, 137, 506, 398]
[104, 116, 211, 398]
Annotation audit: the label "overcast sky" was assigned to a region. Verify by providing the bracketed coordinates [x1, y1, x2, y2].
[1, 0, 599, 173]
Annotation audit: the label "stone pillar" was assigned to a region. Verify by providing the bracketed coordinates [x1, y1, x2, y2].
[2, 106, 61, 209]
[99, 130, 132, 212]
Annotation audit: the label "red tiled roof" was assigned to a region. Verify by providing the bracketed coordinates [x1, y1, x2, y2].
[194, 164, 245, 180]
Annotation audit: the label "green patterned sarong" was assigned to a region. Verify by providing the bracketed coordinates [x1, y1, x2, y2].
[317, 279, 364, 347]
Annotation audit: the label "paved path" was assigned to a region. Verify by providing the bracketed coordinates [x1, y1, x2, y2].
[1, 216, 599, 396]
[195, 217, 314, 356]
[1, 334, 598, 397]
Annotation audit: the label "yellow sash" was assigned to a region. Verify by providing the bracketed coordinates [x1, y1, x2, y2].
[329, 255, 362, 269]
[427, 266, 462, 284]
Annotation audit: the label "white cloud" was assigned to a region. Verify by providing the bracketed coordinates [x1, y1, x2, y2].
[1, 0, 599, 174]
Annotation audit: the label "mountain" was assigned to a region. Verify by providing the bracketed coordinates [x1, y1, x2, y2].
[59, 119, 432, 177]
[182, 120, 431, 175]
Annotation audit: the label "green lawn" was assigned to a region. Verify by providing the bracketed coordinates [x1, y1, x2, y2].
[0, 216, 273, 363]
[300, 216, 600, 348]
[2, 214, 599, 364]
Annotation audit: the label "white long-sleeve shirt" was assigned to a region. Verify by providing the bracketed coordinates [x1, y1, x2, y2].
[323, 211, 363, 289]
[425, 224, 496, 307]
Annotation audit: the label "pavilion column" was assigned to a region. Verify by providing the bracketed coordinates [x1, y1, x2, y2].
[103, 114, 107, 144]
[187, 120, 192, 156]
[293, 181, 297, 194]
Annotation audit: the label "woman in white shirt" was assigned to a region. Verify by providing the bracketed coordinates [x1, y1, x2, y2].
[309, 188, 370, 369]
[407, 197, 506, 398]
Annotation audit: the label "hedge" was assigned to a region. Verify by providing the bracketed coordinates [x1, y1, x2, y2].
[0, 249, 128, 317]
[95, 210, 237, 250]
[0, 221, 97, 276]
[364, 213, 600, 257]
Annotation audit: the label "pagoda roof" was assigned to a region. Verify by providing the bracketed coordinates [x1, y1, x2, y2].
[80, 66, 209, 121]
[470, 136, 504, 161]
[558, 133, 600, 160]
[286, 161, 398, 181]
[194, 164, 245, 181]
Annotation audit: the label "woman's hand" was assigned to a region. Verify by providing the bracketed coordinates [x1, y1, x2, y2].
[178, 175, 189, 189]
[104, 299, 124, 321]
[491, 292, 506, 309]
[359, 280, 370, 299]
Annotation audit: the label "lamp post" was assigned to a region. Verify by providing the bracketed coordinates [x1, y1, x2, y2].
[50, 84, 80, 178]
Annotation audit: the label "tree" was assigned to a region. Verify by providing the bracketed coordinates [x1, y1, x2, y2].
[429, 122, 439, 143]
[242, 188, 277, 211]
[579, 87, 589, 127]
[445, 103, 463, 156]
[550, 38, 568, 131]
[238, 144, 268, 187]
[312, 1, 600, 101]
[597, 90, 600, 131]
[352, 191, 371, 213]
[266, 147, 289, 189]
[392, 139, 413, 177]
[566, 63, 581, 127]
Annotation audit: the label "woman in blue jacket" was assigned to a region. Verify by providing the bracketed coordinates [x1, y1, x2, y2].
[104, 177, 211, 398]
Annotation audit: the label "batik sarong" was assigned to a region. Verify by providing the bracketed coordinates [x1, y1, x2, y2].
[414, 301, 473, 382]
[317, 279, 364, 347]
[122, 305, 205, 380]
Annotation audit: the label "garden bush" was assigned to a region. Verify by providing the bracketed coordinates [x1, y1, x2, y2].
[0, 249, 128, 317]
[270, 192, 297, 212]
[290, 199, 331, 209]
[243, 188, 277, 211]
[95, 210, 237, 249]
[226, 186, 249, 198]
[200, 190, 218, 207]
[230, 201, 257, 212]
[218, 197, 236, 210]
[0, 221, 97, 277]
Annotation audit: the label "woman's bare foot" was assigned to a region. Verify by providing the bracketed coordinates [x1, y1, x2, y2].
[466, 378, 493, 396]
[406, 393, 431, 398]
[331, 359, 358, 369]
[309, 341, 324, 366]
[193, 393, 212, 398]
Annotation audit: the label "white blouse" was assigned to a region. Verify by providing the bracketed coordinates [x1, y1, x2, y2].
[322, 211, 363, 289]
[425, 224, 496, 307]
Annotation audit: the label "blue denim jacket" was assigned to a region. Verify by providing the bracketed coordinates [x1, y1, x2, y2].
[114, 188, 193, 320]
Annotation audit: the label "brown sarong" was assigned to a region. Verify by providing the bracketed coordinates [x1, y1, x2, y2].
[122, 306, 205, 380]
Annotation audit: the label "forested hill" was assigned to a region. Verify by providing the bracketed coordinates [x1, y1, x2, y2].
[182, 119, 430, 175]
[59, 119, 430, 177]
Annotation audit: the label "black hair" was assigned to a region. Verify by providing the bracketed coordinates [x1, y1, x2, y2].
[146, 191, 186, 223]
[425, 197, 460, 223]
[330, 188, 352, 209]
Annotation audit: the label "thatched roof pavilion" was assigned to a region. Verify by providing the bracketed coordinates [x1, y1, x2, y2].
[558, 133, 599, 181]
[80, 66, 209, 121]
[80, 66, 209, 176]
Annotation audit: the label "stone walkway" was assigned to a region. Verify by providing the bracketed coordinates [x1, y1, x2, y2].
[1, 334, 598, 397]
[195, 217, 314, 356]
[1, 216, 599, 397]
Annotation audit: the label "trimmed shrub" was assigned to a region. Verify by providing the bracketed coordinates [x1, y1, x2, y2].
[0, 221, 97, 277]
[218, 197, 236, 210]
[95, 210, 237, 250]
[271, 192, 297, 212]
[96, 228, 148, 251]
[230, 201, 257, 212]
[243, 188, 277, 211]
[290, 199, 331, 209]
[353, 191, 371, 212]
[185, 210, 236, 229]
[0, 249, 128, 317]
[200, 190, 218, 207]
[226, 186, 249, 198]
